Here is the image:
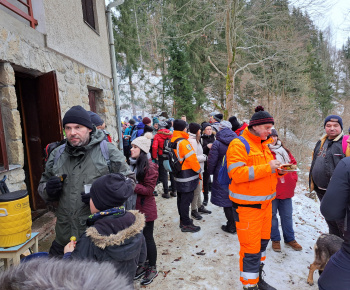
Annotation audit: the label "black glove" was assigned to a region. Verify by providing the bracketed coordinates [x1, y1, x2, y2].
[46, 176, 63, 199]
[81, 192, 91, 205]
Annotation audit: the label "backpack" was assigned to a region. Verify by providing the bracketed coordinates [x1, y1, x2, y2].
[162, 138, 185, 175]
[218, 136, 250, 190]
[130, 126, 138, 142]
[44, 139, 66, 163]
[53, 140, 111, 172]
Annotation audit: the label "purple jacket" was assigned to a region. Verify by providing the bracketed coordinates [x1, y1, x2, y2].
[208, 128, 237, 207]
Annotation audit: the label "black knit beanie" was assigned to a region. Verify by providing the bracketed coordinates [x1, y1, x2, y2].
[201, 122, 212, 132]
[63, 106, 93, 129]
[213, 113, 223, 122]
[173, 119, 187, 131]
[249, 106, 274, 127]
[189, 123, 201, 134]
[90, 173, 134, 211]
[88, 111, 104, 127]
[229, 116, 240, 132]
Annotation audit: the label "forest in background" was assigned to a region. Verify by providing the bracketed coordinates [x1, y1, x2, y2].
[112, 0, 350, 174]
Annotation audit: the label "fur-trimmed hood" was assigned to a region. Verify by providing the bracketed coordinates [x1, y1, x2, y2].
[86, 210, 145, 249]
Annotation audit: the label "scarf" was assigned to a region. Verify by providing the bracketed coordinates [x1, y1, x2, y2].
[86, 206, 126, 226]
[269, 140, 290, 164]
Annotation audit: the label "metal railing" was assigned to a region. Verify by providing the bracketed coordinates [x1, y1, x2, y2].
[0, 0, 38, 28]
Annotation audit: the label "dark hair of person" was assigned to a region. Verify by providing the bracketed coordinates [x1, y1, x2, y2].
[135, 151, 149, 182]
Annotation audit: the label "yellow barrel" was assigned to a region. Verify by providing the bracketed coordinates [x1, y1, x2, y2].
[0, 190, 32, 247]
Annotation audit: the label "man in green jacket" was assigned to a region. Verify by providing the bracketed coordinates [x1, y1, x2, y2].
[38, 105, 135, 257]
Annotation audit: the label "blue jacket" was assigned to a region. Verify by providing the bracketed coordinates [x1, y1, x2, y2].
[136, 122, 145, 137]
[207, 128, 237, 207]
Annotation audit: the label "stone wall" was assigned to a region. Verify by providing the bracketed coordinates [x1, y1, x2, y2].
[0, 9, 117, 193]
[0, 63, 25, 192]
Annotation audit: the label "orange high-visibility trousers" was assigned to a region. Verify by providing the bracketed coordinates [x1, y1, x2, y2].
[235, 202, 272, 285]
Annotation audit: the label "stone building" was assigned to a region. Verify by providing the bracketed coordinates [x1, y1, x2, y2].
[0, 1, 117, 210]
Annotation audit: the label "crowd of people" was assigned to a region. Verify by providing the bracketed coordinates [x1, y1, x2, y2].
[1, 105, 349, 290]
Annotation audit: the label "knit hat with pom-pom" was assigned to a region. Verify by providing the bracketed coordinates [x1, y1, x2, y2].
[249, 106, 274, 127]
[131, 132, 153, 153]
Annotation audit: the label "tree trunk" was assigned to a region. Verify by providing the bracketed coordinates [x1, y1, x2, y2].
[128, 73, 136, 116]
[225, 0, 237, 117]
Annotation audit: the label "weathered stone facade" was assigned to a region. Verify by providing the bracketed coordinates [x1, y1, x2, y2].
[0, 3, 116, 197]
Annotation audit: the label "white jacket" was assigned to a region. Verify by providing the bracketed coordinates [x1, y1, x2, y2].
[188, 133, 207, 172]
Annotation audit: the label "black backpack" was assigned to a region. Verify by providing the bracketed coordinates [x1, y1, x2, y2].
[162, 138, 185, 175]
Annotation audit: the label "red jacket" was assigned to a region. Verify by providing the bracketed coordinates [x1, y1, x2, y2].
[152, 129, 172, 159]
[135, 160, 159, 222]
[235, 122, 248, 136]
[271, 150, 298, 199]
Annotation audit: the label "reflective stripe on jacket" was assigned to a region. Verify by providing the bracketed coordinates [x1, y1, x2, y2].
[226, 127, 278, 206]
[171, 131, 201, 192]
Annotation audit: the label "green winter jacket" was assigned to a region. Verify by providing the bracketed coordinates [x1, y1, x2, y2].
[38, 128, 135, 246]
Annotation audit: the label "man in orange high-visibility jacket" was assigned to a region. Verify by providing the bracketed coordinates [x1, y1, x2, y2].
[227, 106, 285, 290]
[171, 119, 202, 233]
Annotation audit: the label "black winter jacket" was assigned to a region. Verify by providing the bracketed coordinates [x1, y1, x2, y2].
[321, 158, 350, 254]
[69, 210, 146, 285]
[201, 134, 215, 156]
[309, 133, 344, 191]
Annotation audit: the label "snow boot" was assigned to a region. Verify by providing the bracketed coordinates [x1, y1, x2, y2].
[198, 205, 211, 214]
[285, 240, 302, 251]
[140, 266, 158, 286]
[272, 241, 281, 252]
[170, 191, 177, 197]
[134, 262, 148, 280]
[181, 221, 201, 233]
[191, 210, 203, 220]
[179, 219, 193, 228]
[162, 193, 170, 199]
[243, 284, 259, 290]
[153, 190, 158, 196]
[257, 263, 276, 290]
[221, 225, 236, 234]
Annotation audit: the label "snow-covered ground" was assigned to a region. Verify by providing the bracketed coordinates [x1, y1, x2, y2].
[136, 182, 328, 289]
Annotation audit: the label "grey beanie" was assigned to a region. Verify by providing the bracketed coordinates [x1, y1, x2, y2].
[219, 120, 232, 131]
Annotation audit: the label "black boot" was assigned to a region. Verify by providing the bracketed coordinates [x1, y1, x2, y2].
[191, 210, 203, 220]
[221, 225, 236, 234]
[257, 263, 276, 290]
[203, 193, 208, 206]
[198, 205, 211, 214]
[243, 285, 259, 290]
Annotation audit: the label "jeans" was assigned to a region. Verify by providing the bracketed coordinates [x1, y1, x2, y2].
[177, 191, 194, 225]
[318, 247, 350, 290]
[271, 198, 295, 243]
[143, 221, 157, 267]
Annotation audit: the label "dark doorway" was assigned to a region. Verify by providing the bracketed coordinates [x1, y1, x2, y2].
[15, 71, 63, 210]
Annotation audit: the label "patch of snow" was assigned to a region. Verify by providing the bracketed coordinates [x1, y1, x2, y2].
[137, 182, 328, 289]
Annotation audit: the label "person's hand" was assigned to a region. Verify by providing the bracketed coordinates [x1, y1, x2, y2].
[81, 192, 91, 205]
[269, 160, 281, 171]
[203, 154, 208, 161]
[46, 176, 63, 198]
[64, 240, 76, 254]
[207, 143, 213, 149]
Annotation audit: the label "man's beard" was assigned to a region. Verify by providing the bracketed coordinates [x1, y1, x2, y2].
[68, 135, 90, 147]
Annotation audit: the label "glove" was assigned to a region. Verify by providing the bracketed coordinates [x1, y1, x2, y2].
[81, 192, 91, 205]
[46, 176, 63, 199]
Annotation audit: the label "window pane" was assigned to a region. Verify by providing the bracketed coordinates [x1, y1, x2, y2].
[82, 0, 95, 29]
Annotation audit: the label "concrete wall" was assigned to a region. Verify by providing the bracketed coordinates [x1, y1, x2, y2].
[43, 0, 112, 78]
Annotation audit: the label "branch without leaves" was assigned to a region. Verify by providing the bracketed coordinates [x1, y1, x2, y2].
[208, 56, 226, 78]
[234, 53, 277, 77]
[168, 20, 218, 39]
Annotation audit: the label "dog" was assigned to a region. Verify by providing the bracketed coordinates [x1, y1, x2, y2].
[307, 233, 343, 286]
